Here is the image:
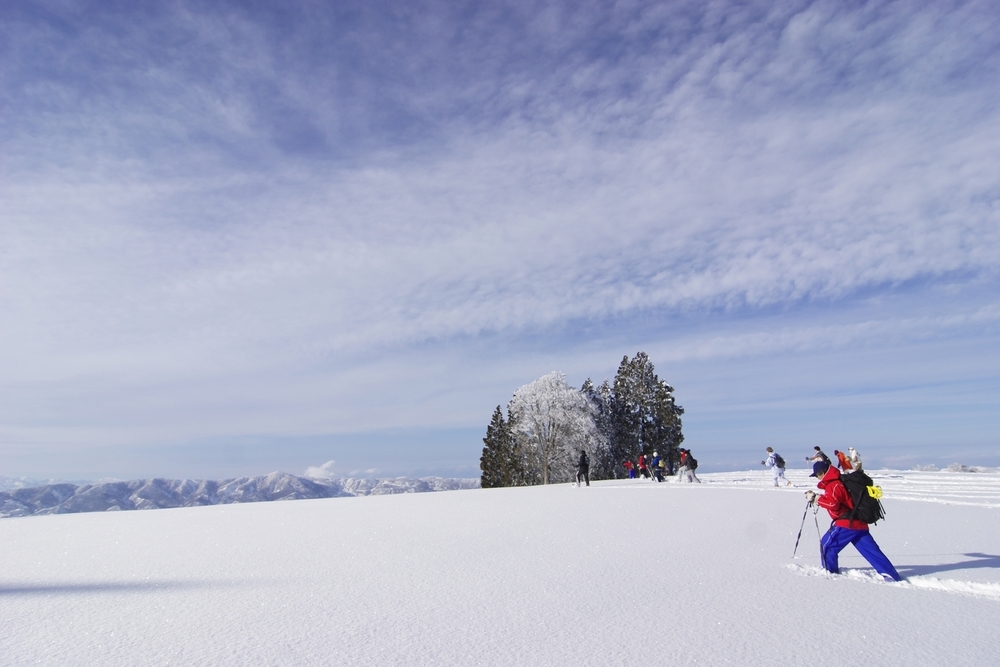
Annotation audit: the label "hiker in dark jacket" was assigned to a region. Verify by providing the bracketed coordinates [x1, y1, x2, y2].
[678, 448, 701, 483]
[807, 461, 901, 581]
[806, 446, 831, 465]
[576, 450, 590, 487]
[651, 451, 664, 482]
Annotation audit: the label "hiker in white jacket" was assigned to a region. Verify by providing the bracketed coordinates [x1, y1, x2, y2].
[762, 447, 791, 487]
[848, 447, 863, 472]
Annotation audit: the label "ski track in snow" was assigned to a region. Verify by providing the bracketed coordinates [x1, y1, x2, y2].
[696, 468, 1000, 508]
[786, 564, 1000, 601]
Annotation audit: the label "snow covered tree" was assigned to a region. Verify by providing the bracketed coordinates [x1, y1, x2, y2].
[480, 405, 527, 488]
[508, 372, 600, 485]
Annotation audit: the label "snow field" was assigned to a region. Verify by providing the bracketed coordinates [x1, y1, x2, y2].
[1, 470, 998, 666]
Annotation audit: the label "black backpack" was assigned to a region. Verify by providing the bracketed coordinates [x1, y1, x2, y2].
[774, 453, 785, 469]
[839, 471, 885, 525]
[687, 455, 698, 470]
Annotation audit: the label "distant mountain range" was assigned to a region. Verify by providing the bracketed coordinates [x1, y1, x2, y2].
[0, 472, 480, 519]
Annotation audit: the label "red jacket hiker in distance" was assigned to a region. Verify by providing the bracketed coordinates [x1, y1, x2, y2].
[816, 466, 867, 530]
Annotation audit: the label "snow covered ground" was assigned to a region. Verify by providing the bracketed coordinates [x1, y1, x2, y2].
[2, 468, 998, 666]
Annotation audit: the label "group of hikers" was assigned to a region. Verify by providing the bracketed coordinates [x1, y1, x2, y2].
[572, 448, 702, 487]
[763, 444, 902, 582]
[762, 445, 863, 487]
[619, 448, 701, 483]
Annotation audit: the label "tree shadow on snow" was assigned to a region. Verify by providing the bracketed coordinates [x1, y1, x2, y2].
[0, 579, 240, 596]
[898, 553, 1000, 577]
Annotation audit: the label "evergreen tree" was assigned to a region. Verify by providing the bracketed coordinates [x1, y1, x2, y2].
[606, 352, 685, 476]
[479, 405, 525, 487]
[646, 378, 685, 470]
[581, 378, 616, 479]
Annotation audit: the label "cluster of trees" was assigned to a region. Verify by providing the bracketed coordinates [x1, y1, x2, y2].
[480, 352, 684, 487]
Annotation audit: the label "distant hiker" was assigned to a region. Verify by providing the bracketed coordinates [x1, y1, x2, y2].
[762, 447, 791, 487]
[834, 450, 853, 472]
[576, 450, 590, 487]
[806, 461, 901, 581]
[623, 459, 636, 479]
[637, 455, 650, 479]
[651, 451, 664, 482]
[848, 447, 864, 472]
[678, 448, 701, 483]
[806, 446, 831, 465]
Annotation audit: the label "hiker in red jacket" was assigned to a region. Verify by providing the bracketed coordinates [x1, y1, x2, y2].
[807, 461, 901, 582]
[637, 455, 650, 479]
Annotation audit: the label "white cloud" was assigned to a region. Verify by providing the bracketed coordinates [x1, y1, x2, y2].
[303, 460, 336, 480]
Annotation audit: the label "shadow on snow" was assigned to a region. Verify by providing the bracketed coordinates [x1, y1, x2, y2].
[898, 553, 1000, 577]
[0, 579, 240, 596]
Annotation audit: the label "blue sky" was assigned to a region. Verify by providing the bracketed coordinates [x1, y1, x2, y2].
[2, 0, 998, 480]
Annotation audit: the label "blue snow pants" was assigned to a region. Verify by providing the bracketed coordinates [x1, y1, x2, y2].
[820, 526, 902, 581]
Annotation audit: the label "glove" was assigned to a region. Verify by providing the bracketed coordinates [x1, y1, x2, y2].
[805, 490, 817, 504]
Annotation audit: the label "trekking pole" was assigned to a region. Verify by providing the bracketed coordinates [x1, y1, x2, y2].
[813, 505, 823, 561]
[791, 499, 811, 557]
